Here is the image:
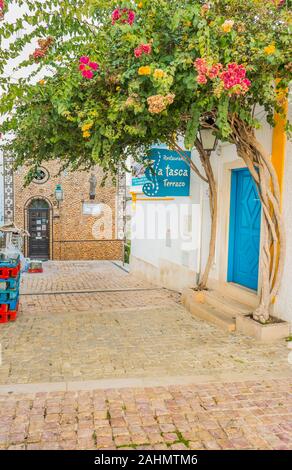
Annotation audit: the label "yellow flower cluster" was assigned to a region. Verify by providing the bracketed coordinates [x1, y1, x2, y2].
[82, 122, 93, 132]
[147, 93, 175, 114]
[222, 20, 234, 33]
[81, 121, 93, 139]
[138, 66, 151, 76]
[264, 43, 276, 55]
[153, 69, 166, 80]
[38, 79, 45, 85]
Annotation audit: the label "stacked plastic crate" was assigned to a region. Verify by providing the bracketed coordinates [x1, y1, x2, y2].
[0, 254, 21, 323]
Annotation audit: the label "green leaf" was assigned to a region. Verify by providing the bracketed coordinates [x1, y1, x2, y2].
[216, 96, 231, 139]
[92, 139, 101, 161]
[185, 105, 200, 150]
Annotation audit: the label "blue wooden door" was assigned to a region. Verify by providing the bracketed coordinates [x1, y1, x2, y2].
[228, 168, 261, 290]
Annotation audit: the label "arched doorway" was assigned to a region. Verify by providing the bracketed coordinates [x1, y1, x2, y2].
[27, 199, 50, 259]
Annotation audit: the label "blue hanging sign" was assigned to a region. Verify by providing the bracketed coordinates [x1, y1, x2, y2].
[132, 147, 191, 197]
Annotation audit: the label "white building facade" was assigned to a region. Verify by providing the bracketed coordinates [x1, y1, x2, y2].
[130, 115, 292, 325]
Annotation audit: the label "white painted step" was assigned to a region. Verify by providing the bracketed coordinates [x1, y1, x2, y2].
[205, 290, 253, 317]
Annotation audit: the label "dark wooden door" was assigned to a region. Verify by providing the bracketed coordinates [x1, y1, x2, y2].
[28, 208, 50, 259]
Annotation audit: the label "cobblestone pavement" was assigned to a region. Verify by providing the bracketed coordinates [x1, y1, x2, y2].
[0, 379, 291, 450]
[0, 261, 291, 384]
[0, 261, 291, 450]
[20, 261, 156, 294]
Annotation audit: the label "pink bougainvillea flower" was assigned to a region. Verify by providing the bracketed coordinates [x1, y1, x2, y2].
[142, 43, 151, 54]
[194, 58, 208, 75]
[220, 63, 251, 94]
[194, 58, 250, 95]
[86, 70, 94, 79]
[194, 58, 223, 83]
[89, 61, 99, 71]
[207, 63, 223, 79]
[128, 10, 136, 25]
[112, 8, 135, 26]
[134, 43, 151, 58]
[197, 74, 208, 84]
[0, 0, 4, 9]
[79, 56, 99, 79]
[134, 47, 143, 58]
[243, 78, 251, 87]
[80, 56, 90, 65]
[82, 69, 94, 79]
[112, 9, 121, 21]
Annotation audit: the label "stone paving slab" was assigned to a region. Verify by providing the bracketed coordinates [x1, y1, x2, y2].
[0, 378, 291, 450]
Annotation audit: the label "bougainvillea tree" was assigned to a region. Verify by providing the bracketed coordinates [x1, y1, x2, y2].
[0, 0, 291, 322]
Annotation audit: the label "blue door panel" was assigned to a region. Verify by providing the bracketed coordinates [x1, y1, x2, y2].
[228, 168, 261, 291]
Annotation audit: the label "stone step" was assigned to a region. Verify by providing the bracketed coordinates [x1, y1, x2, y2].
[205, 290, 253, 317]
[207, 279, 259, 309]
[182, 289, 236, 332]
[189, 302, 236, 332]
[217, 282, 258, 309]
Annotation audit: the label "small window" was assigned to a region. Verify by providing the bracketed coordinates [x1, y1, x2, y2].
[28, 199, 50, 209]
[32, 167, 50, 184]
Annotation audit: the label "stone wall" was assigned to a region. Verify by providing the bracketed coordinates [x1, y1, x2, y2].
[53, 240, 123, 261]
[13, 161, 123, 261]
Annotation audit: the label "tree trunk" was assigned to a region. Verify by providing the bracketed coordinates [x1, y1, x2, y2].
[169, 138, 218, 291]
[196, 140, 218, 290]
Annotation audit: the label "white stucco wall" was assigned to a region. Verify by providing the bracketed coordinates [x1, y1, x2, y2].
[130, 142, 204, 290]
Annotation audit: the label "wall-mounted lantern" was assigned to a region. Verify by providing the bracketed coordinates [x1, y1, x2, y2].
[198, 115, 218, 154]
[55, 184, 64, 207]
[198, 127, 218, 153]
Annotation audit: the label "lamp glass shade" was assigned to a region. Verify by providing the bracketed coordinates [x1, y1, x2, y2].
[199, 128, 218, 151]
[55, 184, 64, 202]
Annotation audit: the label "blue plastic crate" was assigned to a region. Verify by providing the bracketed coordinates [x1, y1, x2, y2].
[0, 254, 21, 269]
[0, 288, 20, 302]
[0, 296, 19, 311]
[0, 275, 20, 290]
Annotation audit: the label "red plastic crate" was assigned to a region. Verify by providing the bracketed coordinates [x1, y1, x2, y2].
[0, 313, 7, 323]
[0, 264, 20, 279]
[0, 267, 10, 279]
[0, 310, 18, 323]
[0, 303, 8, 314]
[8, 310, 18, 321]
[0, 302, 19, 323]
